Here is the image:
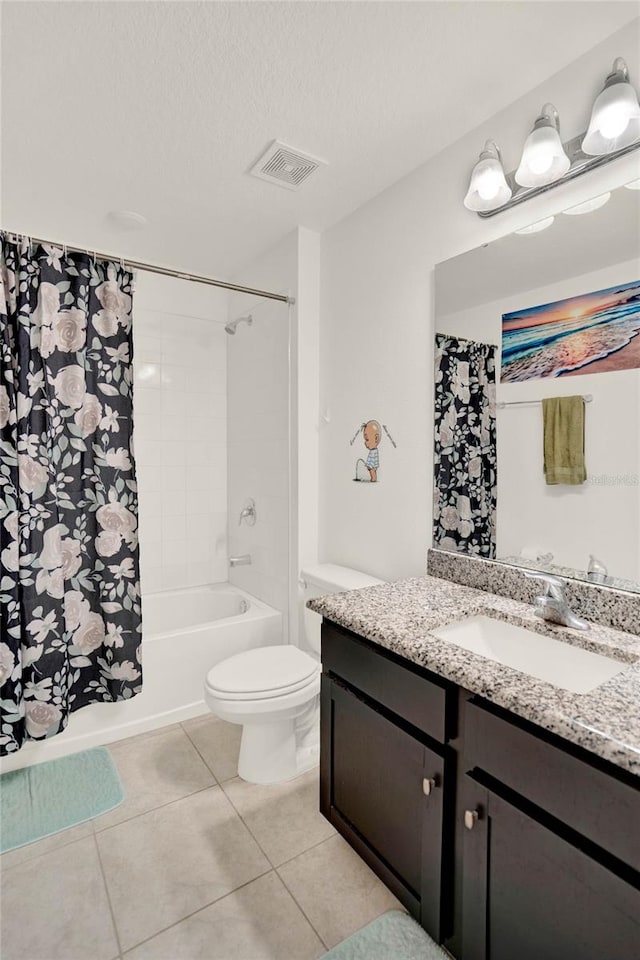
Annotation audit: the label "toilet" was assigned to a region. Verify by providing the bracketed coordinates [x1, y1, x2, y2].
[204, 564, 384, 784]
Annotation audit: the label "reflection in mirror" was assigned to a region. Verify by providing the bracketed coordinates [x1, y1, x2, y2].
[434, 180, 640, 594]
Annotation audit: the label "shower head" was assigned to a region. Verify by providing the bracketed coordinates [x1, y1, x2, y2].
[224, 314, 253, 335]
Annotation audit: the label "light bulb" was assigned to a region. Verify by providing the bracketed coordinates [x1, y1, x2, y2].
[476, 168, 502, 200]
[464, 140, 512, 212]
[598, 108, 629, 140]
[582, 58, 640, 156]
[515, 105, 570, 188]
[527, 150, 554, 176]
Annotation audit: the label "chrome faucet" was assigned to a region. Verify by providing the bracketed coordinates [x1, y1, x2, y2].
[587, 554, 610, 585]
[523, 572, 588, 631]
[229, 554, 252, 567]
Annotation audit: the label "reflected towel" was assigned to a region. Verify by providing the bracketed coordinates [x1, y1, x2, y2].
[542, 396, 586, 485]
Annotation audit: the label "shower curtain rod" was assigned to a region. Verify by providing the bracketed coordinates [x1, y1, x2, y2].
[6, 231, 296, 305]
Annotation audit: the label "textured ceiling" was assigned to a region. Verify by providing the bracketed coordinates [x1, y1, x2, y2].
[1, 1, 637, 278]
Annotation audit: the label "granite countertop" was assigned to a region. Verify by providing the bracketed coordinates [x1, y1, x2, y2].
[308, 575, 640, 777]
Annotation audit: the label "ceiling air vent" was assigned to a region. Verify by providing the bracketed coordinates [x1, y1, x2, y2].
[249, 140, 326, 190]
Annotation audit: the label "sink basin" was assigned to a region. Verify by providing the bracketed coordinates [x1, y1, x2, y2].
[430, 615, 627, 694]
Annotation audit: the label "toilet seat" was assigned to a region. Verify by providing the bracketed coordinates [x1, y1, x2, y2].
[205, 645, 319, 702]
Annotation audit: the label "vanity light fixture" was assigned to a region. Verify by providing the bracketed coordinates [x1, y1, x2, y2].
[464, 56, 640, 217]
[624, 177, 640, 190]
[515, 104, 570, 187]
[562, 192, 611, 215]
[514, 216, 555, 235]
[463, 140, 512, 212]
[582, 59, 640, 156]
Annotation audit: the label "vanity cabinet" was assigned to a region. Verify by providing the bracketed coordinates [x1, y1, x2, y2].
[461, 776, 640, 960]
[320, 620, 640, 959]
[461, 698, 640, 960]
[320, 622, 455, 941]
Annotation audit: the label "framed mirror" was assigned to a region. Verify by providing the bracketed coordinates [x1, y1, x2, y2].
[433, 179, 640, 593]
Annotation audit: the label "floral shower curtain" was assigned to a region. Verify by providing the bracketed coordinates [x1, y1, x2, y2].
[433, 333, 497, 558]
[0, 235, 142, 755]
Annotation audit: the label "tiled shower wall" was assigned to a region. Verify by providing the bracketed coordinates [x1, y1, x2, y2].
[132, 273, 228, 594]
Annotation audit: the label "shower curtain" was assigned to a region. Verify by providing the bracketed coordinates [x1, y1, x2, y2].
[433, 333, 497, 558]
[0, 235, 142, 755]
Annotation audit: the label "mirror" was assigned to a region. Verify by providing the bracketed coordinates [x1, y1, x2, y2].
[434, 179, 640, 593]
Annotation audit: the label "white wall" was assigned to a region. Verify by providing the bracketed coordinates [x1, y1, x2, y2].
[133, 272, 228, 594]
[437, 259, 640, 581]
[319, 21, 640, 582]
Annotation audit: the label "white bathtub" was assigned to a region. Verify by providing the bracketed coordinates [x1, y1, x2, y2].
[0, 584, 282, 772]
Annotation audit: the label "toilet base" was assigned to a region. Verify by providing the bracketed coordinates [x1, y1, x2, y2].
[237, 700, 320, 785]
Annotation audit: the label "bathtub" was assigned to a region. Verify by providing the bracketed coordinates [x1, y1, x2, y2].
[0, 584, 282, 772]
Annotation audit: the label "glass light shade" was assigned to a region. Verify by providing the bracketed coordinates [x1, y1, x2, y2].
[515, 216, 555, 235]
[464, 141, 512, 212]
[562, 192, 611, 216]
[624, 178, 640, 190]
[515, 107, 570, 187]
[582, 59, 640, 155]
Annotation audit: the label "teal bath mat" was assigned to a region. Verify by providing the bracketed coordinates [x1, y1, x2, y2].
[0, 747, 124, 853]
[322, 911, 449, 960]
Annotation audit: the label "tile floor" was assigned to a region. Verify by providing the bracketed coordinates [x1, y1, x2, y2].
[0, 717, 401, 960]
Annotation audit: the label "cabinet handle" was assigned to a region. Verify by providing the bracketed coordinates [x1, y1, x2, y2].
[464, 809, 480, 830]
[422, 777, 437, 797]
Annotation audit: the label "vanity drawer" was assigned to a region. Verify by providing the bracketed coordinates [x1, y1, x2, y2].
[322, 621, 454, 744]
[465, 698, 640, 873]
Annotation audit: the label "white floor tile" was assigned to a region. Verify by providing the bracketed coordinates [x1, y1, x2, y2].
[124, 872, 324, 960]
[278, 833, 403, 949]
[97, 786, 270, 951]
[0, 836, 118, 960]
[221, 769, 335, 867]
[182, 716, 242, 782]
[92, 725, 215, 831]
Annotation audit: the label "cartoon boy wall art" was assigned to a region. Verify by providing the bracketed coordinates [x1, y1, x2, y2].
[354, 419, 382, 483]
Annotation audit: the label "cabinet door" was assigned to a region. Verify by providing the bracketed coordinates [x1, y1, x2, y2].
[320, 676, 446, 939]
[462, 776, 640, 960]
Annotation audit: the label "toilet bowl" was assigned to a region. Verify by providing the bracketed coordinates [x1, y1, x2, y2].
[205, 645, 321, 784]
[204, 564, 384, 784]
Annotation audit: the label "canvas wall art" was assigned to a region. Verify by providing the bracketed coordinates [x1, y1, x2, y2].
[500, 279, 640, 382]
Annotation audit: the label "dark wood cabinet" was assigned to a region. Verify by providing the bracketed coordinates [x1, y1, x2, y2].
[320, 619, 640, 959]
[321, 675, 448, 938]
[461, 775, 640, 960]
[320, 621, 456, 941]
[464, 698, 640, 874]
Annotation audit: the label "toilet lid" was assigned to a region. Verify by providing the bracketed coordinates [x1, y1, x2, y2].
[206, 645, 319, 700]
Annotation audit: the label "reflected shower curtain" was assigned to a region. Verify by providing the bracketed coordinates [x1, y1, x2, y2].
[0, 235, 142, 755]
[433, 334, 497, 558]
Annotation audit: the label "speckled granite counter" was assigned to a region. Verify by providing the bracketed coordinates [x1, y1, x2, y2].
[308, 575, 640, 777]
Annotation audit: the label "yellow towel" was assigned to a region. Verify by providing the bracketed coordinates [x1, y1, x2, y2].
[542, 396, 586, 485]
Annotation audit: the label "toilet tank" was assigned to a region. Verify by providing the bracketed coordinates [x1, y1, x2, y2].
[301, 564, 385, 655]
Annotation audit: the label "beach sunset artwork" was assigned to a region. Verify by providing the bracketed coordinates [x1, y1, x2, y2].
[500, 280, 640, 382]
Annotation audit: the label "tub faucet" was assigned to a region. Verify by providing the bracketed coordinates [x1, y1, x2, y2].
[523, 572, 588, 631]
[229, 554, 252, 567]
